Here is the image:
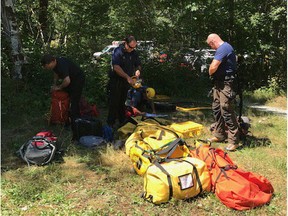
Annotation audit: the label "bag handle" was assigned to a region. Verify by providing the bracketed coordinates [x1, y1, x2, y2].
[209, 148, 237, 170]
[32, 137, 52, 150]
[156, 138, 182, 155]
[155, 138, 187, 162]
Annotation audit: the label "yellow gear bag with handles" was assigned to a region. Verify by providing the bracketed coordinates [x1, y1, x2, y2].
[142, 157, 211, 204]
[125, 121, 190, 176]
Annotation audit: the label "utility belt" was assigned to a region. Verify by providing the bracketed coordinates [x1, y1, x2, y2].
[212, 72, 237, 86]
[208, 75, 238, 99]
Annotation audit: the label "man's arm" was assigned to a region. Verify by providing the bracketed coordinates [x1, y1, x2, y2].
[209, 59, 221, 76]
[113, 65, 134, 84]
[51, 76, 70, 91]
[53, 73, 59, 85]
[59, 76, 71, 89]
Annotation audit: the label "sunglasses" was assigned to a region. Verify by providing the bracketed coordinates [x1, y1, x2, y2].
[127, 43, 137, 49]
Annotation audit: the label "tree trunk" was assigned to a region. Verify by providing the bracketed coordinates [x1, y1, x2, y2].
[39, 0, 49, 43]
[227, 0, 234, 43]
[1, 0, 25, 79]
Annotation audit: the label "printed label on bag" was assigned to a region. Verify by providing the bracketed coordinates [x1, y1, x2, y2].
[178, 173, 194, 190]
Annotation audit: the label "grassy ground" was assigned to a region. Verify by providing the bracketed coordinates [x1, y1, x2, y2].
[1, 97, 287, 216]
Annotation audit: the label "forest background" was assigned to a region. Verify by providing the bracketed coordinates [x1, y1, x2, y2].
[2, 0, 286, 107]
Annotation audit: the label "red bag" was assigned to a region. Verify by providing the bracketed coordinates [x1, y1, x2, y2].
[49, 91, 70, 124]
[34, 131, 57, 142]
[190, 145, 274, 210]
[79, 97, 99, 117]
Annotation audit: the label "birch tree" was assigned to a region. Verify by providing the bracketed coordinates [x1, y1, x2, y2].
[1, 0, 25, 79]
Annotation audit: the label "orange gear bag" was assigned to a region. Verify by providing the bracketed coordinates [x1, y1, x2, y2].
[49, 91, 70, 125]
[190, 145, 274, 210]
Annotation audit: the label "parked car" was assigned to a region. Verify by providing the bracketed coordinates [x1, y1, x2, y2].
[136, 41, 156, 60]
[137, 41, 154, 51]
[180, 48, 215, 72]
[93, 45, 118, 59]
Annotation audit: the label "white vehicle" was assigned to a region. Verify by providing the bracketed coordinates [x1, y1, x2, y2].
[137, 41, 154, 51]
[93, 45, 118, 59]
[181, 48, 216, 73]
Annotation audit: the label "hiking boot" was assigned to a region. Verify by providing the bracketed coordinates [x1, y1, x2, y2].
[207, 137, 225, 143]
[225, 144, 239, 151]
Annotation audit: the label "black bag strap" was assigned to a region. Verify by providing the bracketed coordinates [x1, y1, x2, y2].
[155, 138, 184, 160]
[153, 161, 173, 200]
[183, 160, 203, 194]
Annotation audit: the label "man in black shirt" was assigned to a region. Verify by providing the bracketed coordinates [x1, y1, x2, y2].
[107, 35, 142, 128]
[41, 54, 85, 137]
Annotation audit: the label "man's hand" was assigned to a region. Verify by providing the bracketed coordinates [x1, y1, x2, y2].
[127, 76, 135, 85]
[50, 85, 61, 92]
[135, 70, 141, 78]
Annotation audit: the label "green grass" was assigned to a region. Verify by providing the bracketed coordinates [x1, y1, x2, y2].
[1, 96, 287, 216]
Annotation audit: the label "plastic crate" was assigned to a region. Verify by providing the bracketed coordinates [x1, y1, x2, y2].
[169, 121, 204, 138]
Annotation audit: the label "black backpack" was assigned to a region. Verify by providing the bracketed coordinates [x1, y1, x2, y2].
[17, 131, 59, 166]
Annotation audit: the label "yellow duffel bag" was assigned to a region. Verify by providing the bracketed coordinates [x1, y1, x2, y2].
[129, 138, 190, 176]
[125, 122, 190, 176]
[142, 157, 211, 204]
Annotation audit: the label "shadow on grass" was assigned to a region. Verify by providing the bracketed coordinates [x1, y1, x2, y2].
[239, 134, 272, 150]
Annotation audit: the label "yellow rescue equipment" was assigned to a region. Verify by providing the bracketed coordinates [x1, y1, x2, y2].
[131, 76, 142, 89]
[142, 157, 211, 204]
[176, 106, 211, 112]
[125, 119, 205, 176]
[125, 123, 191, 176]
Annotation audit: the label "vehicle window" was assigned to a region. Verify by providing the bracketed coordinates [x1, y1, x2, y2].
[108, 47, 115, 52]
[102, 46, 110, 53]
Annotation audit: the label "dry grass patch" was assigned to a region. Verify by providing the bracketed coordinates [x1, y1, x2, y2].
[266, 95, 287, 109]
[99, 145, 133, 171]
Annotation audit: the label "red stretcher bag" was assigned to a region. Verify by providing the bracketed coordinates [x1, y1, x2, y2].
[49, 91, 70, 124]
[190, 145, 274, 210]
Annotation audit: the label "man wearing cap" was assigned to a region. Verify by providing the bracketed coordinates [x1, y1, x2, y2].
[107, 35, 142, 128]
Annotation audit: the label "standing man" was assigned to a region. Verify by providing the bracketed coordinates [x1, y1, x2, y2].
[41, 54, 85, 139]
[206, 33, 239, 151]
[107, 35, 142, 128]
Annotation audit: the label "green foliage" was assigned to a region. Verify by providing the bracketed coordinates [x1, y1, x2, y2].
[3, 0, 286, 99]
[244, 77, 287, 104]
[1, 0, 285, 129]
[142, 60, 211, 99]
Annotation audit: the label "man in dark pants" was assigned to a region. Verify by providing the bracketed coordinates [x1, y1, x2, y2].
[107, 35, 142, 128]
[206, 33, 239, 151]
[41, 54, 85, 139]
